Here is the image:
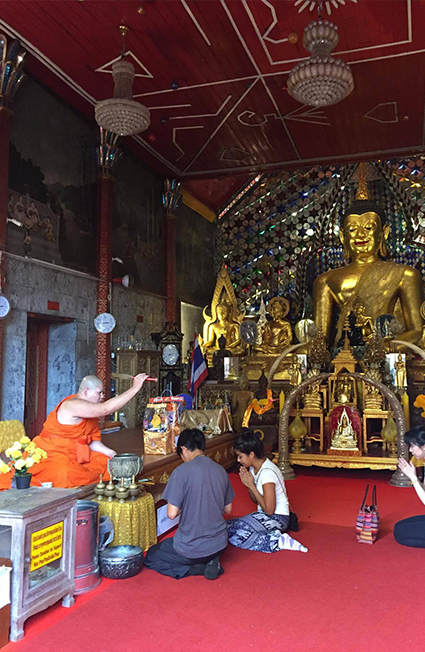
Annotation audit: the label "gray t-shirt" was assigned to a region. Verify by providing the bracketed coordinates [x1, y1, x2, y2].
[163, 455, 235, 558]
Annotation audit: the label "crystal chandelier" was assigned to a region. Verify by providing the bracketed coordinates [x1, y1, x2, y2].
[287, 18, 354, 107]
[95, 26, 150, 137]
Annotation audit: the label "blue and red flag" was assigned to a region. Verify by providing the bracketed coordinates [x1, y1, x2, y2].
[187, 334, 208, 396]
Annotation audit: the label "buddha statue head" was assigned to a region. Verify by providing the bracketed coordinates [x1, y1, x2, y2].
[268, 296, 290, 321]
[340, 200, 389, 262]
[216, 300, 230, 322]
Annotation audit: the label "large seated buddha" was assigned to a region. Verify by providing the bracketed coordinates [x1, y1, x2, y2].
[313, 178, 424, 347]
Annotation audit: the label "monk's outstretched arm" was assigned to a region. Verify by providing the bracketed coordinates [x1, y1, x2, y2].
[65, 374, 148, 419]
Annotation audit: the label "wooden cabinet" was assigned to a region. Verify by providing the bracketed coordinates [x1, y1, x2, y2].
[0, 487, 79, 641]
[116, 351, 160, 427]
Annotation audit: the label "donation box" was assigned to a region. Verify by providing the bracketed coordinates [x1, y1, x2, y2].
[0, 487, 79, 642]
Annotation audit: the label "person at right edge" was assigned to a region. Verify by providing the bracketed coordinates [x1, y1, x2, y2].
[144, 428, 234, 580]
[395, 425, 425, 548]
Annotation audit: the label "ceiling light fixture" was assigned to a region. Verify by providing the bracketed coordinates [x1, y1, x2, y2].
[95, 25, 150, 136]
[287, 5, 353, 107]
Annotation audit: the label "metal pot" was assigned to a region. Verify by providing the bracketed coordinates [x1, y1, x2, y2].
[108, 453, 143, 486]
[99, 545, 144, 579]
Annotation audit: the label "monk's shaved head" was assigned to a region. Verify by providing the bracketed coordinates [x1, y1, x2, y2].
[79, 375, 103, 393]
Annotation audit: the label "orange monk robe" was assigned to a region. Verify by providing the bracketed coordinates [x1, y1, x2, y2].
[0, 395, 111, 490]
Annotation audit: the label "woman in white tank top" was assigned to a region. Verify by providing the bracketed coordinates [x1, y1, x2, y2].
[227, 430, 308, 553]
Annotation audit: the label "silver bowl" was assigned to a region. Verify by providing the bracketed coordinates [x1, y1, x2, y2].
[99, 545, 144, 579]
[108, 453, 143, 486]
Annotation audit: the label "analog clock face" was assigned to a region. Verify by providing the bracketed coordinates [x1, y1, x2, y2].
[0, 296, 10, 319]
[94, 312, 116, 334]
[162, 343, 180, 366]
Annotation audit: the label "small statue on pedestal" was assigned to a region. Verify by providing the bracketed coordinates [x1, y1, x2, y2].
[211, 335, 231, 382]
[330, 408, 359, 451]
[289, 359, 302, 387]
[394, 353, 407, 389]
[231, 372, 253, 432]
[303, 383, 322, 410]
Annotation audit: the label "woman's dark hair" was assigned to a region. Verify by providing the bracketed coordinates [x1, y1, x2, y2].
[234, 429, 265, 459]
[404, 426, 425, 448]
[176, 428, 206, 456]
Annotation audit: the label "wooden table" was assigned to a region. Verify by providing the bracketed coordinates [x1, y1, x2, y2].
[102, 429, 237, 486]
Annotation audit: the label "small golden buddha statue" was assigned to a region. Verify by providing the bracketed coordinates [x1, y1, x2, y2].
[313, 163, 424, 347]
[289, 359, 302, 386]
[419, 302, 425, 349]
[231, 373, 253, 432]
[303, 382, 322, 409]
[201, 264, 245, 357]
[335, 378, 353, 405]
[330, 409, 359, 451]
[254, 297, 292, 356]
[394, 353, 407, 389]
[352, 300, 374, 341]
[363, 384, 383, 410]
[202, 300, 242, 353]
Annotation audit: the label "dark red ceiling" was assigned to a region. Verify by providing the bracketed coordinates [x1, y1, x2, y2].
[0, 0, 424, 212]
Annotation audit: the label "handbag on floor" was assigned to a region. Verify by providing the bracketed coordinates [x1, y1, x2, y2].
[356, 484, 380, 544]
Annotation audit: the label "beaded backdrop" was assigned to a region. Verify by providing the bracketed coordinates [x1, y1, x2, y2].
[216, 158, 425, 319]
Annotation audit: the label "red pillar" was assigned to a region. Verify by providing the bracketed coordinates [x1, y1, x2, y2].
[0, 107, 13, 392]
[95, 128, 121, 396]
[165, 211, 177, 325]
[162, 179, 182, 327]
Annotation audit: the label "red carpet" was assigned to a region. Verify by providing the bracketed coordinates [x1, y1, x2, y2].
[5, 467, 424, 652]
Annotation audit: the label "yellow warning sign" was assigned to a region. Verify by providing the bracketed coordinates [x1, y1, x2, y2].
[30, 521, 64, 572]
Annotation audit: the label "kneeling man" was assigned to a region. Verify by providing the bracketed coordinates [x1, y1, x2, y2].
[145, 428, 234, 580]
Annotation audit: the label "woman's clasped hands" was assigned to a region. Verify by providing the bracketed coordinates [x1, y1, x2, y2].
[398, 457, 418, 482]
[239, 465, 255, 488]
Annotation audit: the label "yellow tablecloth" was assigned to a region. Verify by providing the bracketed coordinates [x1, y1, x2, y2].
[98, 492, 157, 552]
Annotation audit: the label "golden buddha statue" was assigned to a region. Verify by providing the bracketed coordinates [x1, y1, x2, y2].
[254, 297, 292, 356]
[202, 300, 242, 351]
[352, 299, 374, 341]
[313, 163, 424, 347]
[231, 373, 253, 432]
[201, 264, 245, 357]
[335, 378, 353, 405]
[303, 382, 322, 409]
[330, 408, 359, 451]
[363, 384, 383, 410]
[394, 353, 407, 389]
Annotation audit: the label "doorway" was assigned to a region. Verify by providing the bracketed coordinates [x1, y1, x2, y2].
[24, 314, 75, 438]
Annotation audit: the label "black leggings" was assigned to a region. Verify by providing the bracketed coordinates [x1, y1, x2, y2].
[394, 515, 425, 548]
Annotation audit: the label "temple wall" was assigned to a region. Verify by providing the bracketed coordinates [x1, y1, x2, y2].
[111, 284, 165, 347]
[1, 77, 213, 422]
[176, 203, 215, 308]
[0, 256, 97, 421]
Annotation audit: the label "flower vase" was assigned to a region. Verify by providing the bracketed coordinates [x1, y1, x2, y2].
[14, 474, 32, 489]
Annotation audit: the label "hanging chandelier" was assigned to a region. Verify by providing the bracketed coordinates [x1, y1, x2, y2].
[287, 18, 354, 107]
[95, 25, 150, 137]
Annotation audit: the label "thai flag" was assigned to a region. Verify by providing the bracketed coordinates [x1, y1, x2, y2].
[187, 334, 208, 396]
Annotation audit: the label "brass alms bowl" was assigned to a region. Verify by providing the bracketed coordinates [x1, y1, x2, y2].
[108, 453, 143, 486]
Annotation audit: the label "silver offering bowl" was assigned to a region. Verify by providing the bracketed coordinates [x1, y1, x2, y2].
[99, 545, 144, 579]
[108, 453, 143, 487]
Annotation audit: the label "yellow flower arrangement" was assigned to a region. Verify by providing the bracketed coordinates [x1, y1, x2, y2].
[2, 437, 47, 476]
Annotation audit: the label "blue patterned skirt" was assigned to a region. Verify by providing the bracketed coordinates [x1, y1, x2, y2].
[227, 512, 290, 553]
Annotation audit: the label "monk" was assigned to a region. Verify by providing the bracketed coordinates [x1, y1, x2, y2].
[0, 373, 148, 489]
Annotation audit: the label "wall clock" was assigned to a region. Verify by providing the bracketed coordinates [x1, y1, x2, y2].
[94, 312, 116, 334]
[162, 343, 180, 366]
[0, 296, 10, 319]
